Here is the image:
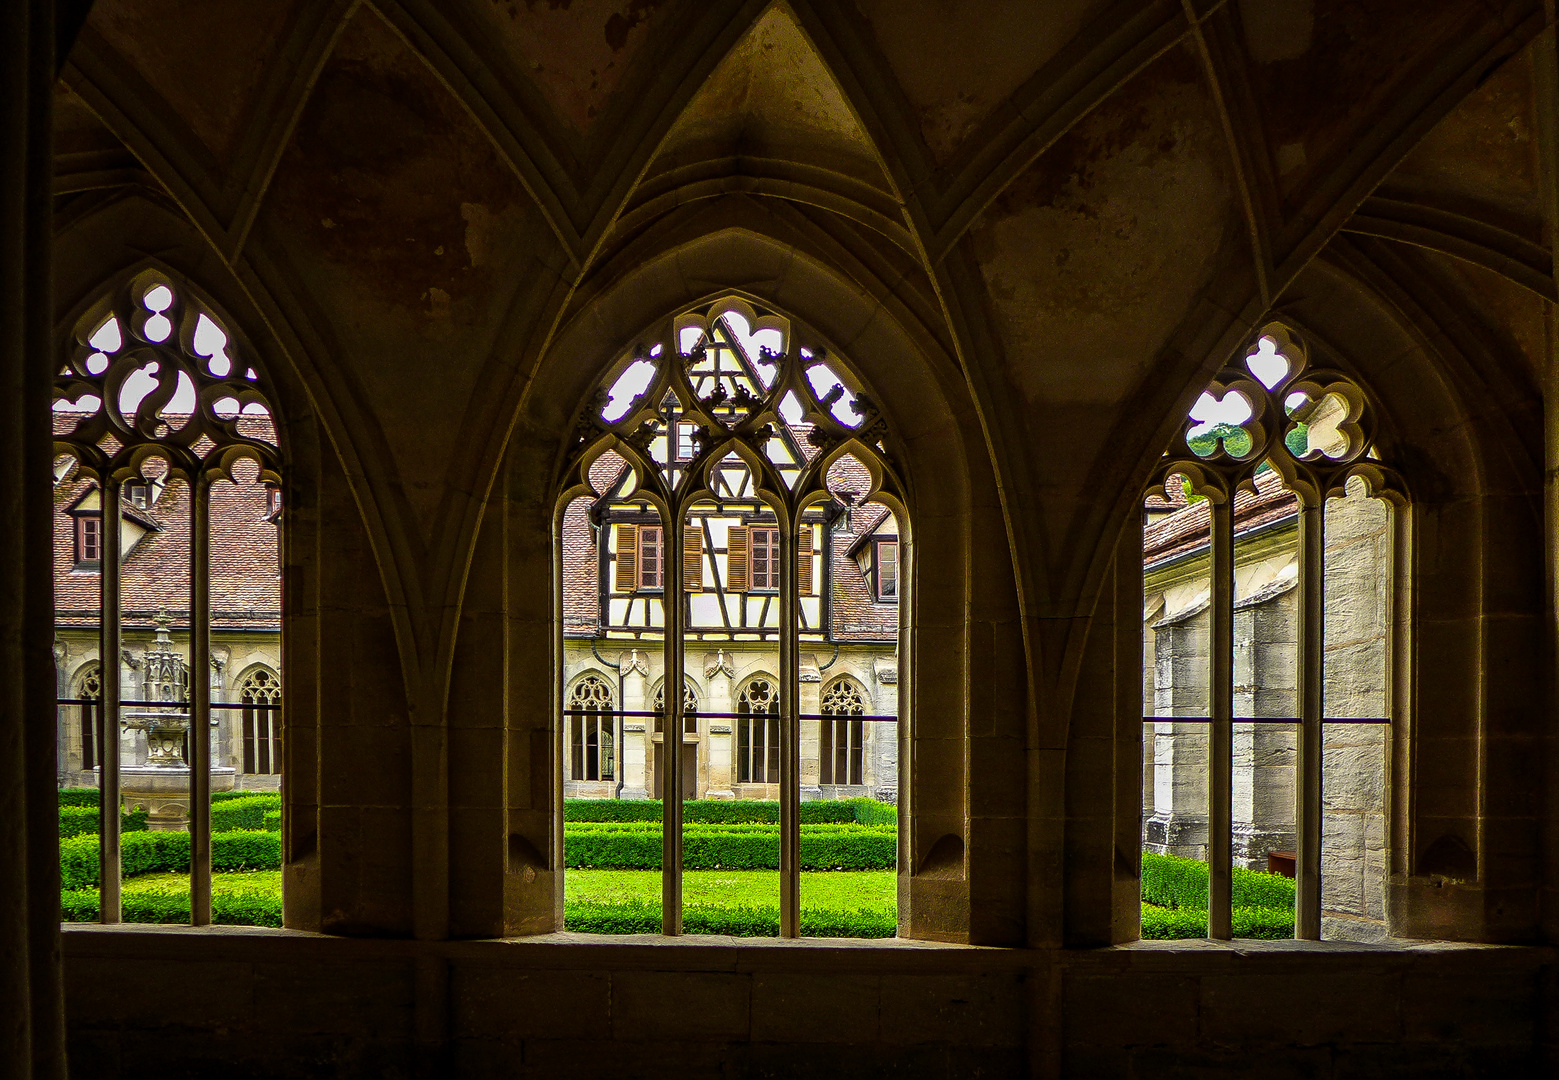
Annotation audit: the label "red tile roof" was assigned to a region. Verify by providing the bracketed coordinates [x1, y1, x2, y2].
[1143, 468, 1297, 568]
[53, 415, 281, 631]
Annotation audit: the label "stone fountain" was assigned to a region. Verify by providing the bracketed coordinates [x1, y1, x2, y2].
[115, 610, 235, 830]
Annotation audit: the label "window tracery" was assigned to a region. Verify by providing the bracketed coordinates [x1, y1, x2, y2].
[736, 677, 779, 784]
[820, 678, 867, 786]
[76, 665, 103, 772]
[568, 675, 615, 783]
[558, 296, 906, 936]
[1144, 323, 1403, 942]
[239, 668, 282, 776]
[52, 272, 283, 927]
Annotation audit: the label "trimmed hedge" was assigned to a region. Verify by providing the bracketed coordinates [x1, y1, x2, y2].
[58, 788, 100, 808]
[59, 805, 148, 838]
[60, 885, 281, 927]
[263, 809, 281, 831]
[564, 798, 894, 826]
[564, 899, 895, 938]
[210, 793, 281, 832]
[564, 824, 896, 871]
[1140, 903, 1295, 940]
[1141, 852, 1295, 911]
[60, 829, 282, 889]
[566, 821, 890, 836]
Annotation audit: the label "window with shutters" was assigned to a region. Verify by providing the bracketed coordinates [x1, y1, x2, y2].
[557, 296, 906, 938]
[76, 513, 102, 567]
[639, 525, 663, 590]
[749, 526, 779, 591]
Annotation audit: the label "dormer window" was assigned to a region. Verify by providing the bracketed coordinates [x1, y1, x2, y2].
[875, 539, 898, 602]
[75, 514, 102, 567]
[125, 481, 152, 509]
[264, 486, 283, 522]
[852, 535, 899, 603]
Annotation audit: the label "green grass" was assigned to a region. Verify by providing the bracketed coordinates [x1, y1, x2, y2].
[567, 869, 895, 912]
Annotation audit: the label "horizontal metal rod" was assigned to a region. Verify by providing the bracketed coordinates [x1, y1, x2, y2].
[1141, 716, 1390, 725]
[56, 698, 281, 711]
[561, 709, 899, 722]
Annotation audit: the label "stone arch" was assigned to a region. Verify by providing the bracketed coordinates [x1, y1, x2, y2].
[493, 223, 1023, 943]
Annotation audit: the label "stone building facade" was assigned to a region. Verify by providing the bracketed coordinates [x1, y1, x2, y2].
[51, 438, 282, 793]
[1143, 467, 1391, 938]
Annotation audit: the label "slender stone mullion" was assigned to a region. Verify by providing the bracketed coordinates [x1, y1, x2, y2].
[779, 510, 800, 939]
[189, 475, 212, 926]
[1295, 499, 1325, 939]
[661, 510, 684, 935]
[1208, 495, 1233, 940]
[99, 477, 123, 924]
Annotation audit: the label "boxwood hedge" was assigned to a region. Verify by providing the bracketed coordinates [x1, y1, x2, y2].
[1141, 852, 1295, 911]
[1140, 902, 1294, 940]
[60, 885, 281, 927]
[209, 793, 281, 832]
[59, 805, 148, 838]
[563, 899, 895, 938]
[563, 798, 893, 826]
[60, 829, 281, 889]
[564, 824, 896, 871]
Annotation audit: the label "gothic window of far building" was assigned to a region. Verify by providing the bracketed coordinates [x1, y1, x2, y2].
[652, 679, 698, 736]
[820, 678, 867, 786]
[76, 665, 103, 772]
[568, 675, 615, 781]
[737, 678, 779, 784]
[1141, 324, 1402, 943]
[240, 667, 282, 775]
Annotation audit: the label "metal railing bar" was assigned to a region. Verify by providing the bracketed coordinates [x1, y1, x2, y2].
[1140, 716, 1390, 724]
[56, 698, 281, 710]
[559, 709, 899, 721]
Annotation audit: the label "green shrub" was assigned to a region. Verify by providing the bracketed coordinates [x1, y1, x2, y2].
[563, 899, 895, 938]
[210, 793, 281, 832]
[212, 789, 270, 803]
[563, 798, 896, 825]
[563, 824, 895, 871]
[1140, 904, 1206, 939]
[1141, 852, 1295, 911]
[1139, 903, 1296, 940]
[60, 884, 282, 927]
[59, 829, 282, 889]
[58, 806, 148, 839]
[57, 788, 100, 808]
[263, 809, 281, 831]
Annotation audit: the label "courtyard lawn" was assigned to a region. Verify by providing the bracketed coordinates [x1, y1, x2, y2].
[566, 869, 896, 913]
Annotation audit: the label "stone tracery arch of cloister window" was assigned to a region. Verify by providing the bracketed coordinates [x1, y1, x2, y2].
[1142, 322, 1405, 943]
[555, 295, 908, 937]
[52, 269, 284, 928]
[819, 677, 868, 788]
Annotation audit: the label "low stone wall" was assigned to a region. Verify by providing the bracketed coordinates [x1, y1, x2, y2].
[63, 927, 1555, 1078]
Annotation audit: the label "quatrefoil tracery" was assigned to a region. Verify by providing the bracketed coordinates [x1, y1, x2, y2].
[53, 274, 282, 489]
[1150, 324, 1402, 509]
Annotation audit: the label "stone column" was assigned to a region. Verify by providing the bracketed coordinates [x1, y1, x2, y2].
[799, 655, 821, 799]
[619, 649, 649, 800]
[0, 1, 68, 1071]
[870, 655, 899, 799]
[703, 650, 734, 799]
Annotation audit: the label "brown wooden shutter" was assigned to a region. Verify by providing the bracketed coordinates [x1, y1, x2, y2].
[797, 524, 814, 595]
[684, 525, 703, 592]
[726, 525, 749, 592]
[615, 524, 638, 592]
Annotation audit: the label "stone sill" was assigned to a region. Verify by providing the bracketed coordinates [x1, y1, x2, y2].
[63, 923, 1551, 973]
